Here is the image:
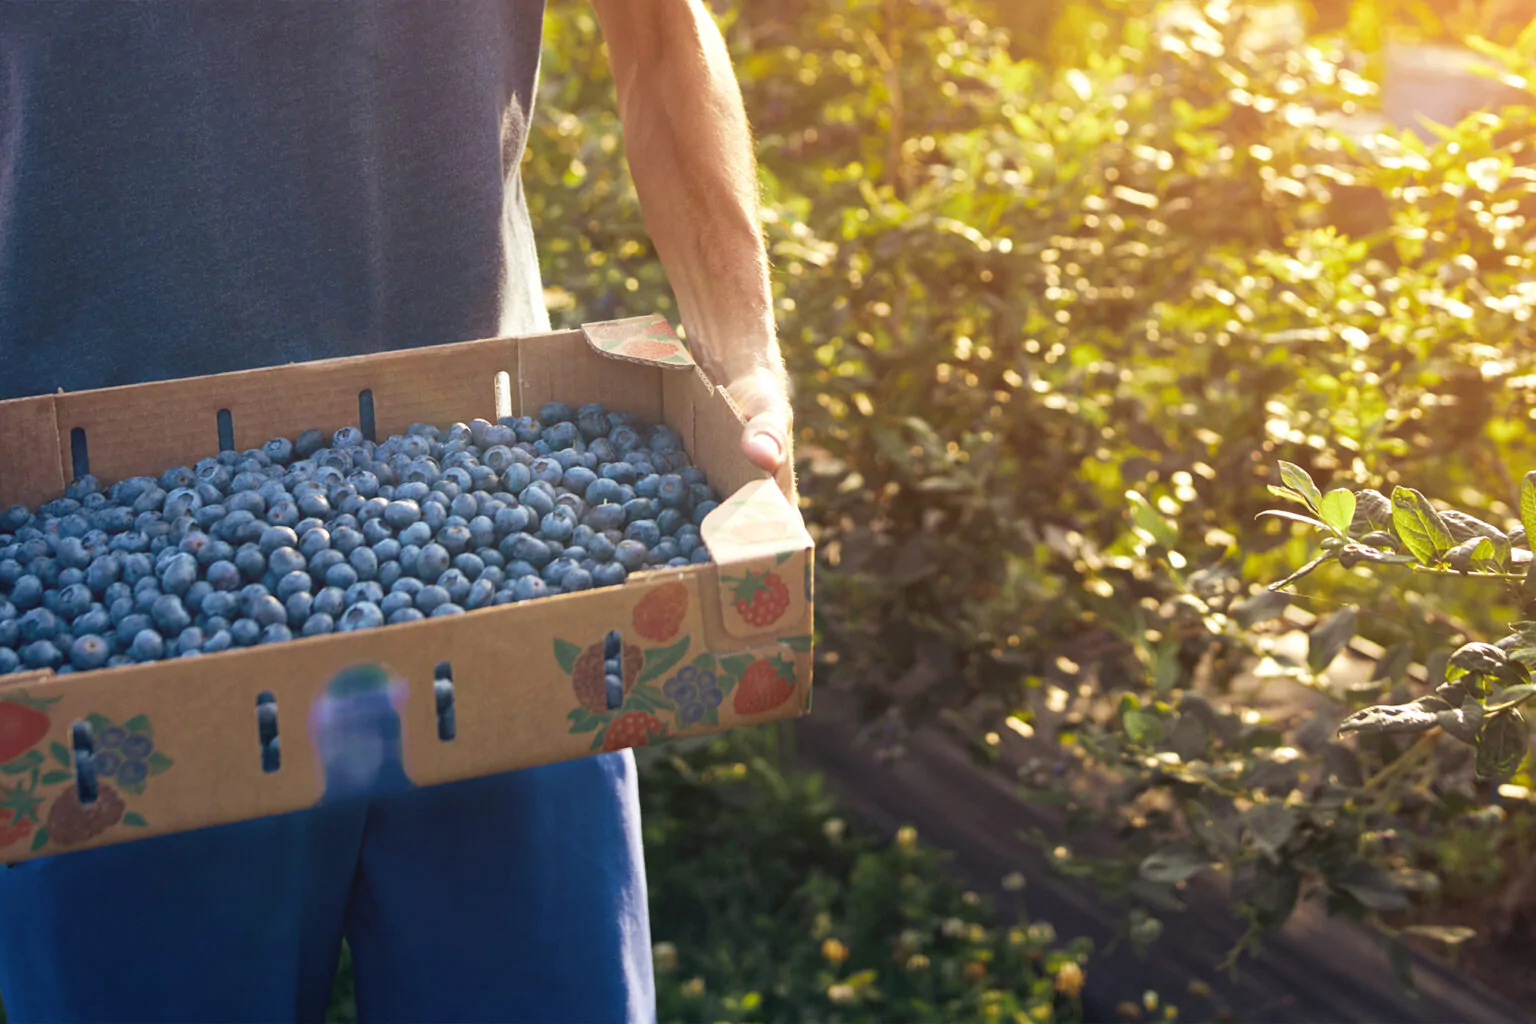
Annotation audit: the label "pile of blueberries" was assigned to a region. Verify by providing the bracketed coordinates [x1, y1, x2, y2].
[0, 403, 718, 675]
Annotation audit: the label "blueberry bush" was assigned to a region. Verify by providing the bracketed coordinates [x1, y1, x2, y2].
[527, 0, 1536, 999]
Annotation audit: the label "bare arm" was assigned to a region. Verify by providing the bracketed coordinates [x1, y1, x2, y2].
[589, 0, 793, 494]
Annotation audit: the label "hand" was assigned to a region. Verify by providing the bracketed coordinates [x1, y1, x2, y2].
[725, 364, 796, 501]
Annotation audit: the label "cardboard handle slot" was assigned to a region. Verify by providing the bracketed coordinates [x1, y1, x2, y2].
[434, 662, 456, 741]
[69, 427, 90, 481]
[216, 409, 235, 453]
[603, 630, 624, 710]
[358, 389, 376, 443]
[256, 691, 281, 773]
[71, 720, 98, 806]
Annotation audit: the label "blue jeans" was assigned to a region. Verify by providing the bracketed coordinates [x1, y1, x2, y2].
[0, 753, 655, 1023]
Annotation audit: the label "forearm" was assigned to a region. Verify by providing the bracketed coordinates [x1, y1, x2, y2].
[596, 0, 782, 394]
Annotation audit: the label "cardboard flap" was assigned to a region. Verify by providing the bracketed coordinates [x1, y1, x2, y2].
[701, 479, 813, 639]
[581, 315, 696, 370]
[0, 395, 66, 510]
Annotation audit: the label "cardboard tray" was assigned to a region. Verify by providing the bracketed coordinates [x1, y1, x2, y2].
[0, 314, 813, 862]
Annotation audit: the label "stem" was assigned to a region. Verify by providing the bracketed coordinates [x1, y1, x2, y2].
[1408, 564, 1524, 581]
[1361, 728, 1439, 793]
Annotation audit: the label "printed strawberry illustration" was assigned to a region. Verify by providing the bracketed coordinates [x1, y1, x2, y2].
[619, 339, 680, 360]
[571, 639, 642, 713]
[47, 782, 125, 847]
[0, 696, 54, 763]
[732, 655, 797, 715]
[601, 711, 666, 753]
[725, 569, 791, 629]
[0, 815, 34, 850]
[633, 582, 688, 642]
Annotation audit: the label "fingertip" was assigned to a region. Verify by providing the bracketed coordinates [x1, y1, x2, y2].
[744, 429, 785, 471]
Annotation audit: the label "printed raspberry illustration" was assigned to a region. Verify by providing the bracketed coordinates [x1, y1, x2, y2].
[572, 640, 643, 713]
[726, 570, 792, 629]
[602, 711, 666, 752]
[633, 582, 688, 642]
[732, 655, 797, 715]
[619, 339, 680, 360]
[47, 782, 126, 846]
[662, 664, 723, 727]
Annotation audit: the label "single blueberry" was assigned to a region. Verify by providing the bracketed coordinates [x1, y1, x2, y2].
[592, 562, 627, 588]
[416, 543, 451, 580]
[625, 519, 662, 550]
[151, 595, 192, 635]
[415, 585, 451, 614]
[69, 634, 111, 671]
[344, 581, 385, 608]
[387, 607, 425, 625]
[127, 629, 165, 662]
[338, 602, 385, 632]
[18, 607, 60, 644]
[259, 526, 299, 556]
[202, 628, 235, 653]
[301, 613, 335, 637]
[260, 623, 294, 645]
[430, 603, 464, 618]
[230, 618, 262, 648]
[234, 545, 267, 582]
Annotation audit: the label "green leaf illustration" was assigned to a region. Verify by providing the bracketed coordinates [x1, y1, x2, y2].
[85, 713, 113, 735]
[30, 828, 47, 852]
[690, 652, 717, 673]
[778, 634, 814, 653]
[638, 637, 691, 684]
[39, 771, 71, 786]
[566, 708, 607, 735]
[122, 812, 147, 828]
[118, 778, 146, 796]
[49, 742, 70, 768]
[553, 638, 583, 675]
[630, 682, 670, 708]
[1391, 487, 1454, 564]
[147, 752, 173, 775]
[124, 714, 152, 737]
[0, 751, 44, 775]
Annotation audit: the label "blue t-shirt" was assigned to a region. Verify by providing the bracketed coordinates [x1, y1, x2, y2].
[0, 1, 550, 401]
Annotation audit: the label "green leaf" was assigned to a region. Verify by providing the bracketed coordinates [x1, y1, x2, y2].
[1487, 683, 1536, 714]
[553, 639, 584, 676]
[30, 827, 47, 852]
[1449, 641, 1507, 681]
[1335, 861, 1410, 912]
[124, 714, 152, 737]
[689, 653, 716, 673]
[1267, 483, 1312, 507]
[118, 778, 146, 796]
[1476, 710, 1529, 782]
[84, 713, 113, 735]
[637, 637, 691, 685]
[39, 771, 71, 786]
[1243, 803, 1296, 858]
[1318, 489, 1357, 537]
[1521, 472, 1536, 551]
[1127, 491, 1177, 547]
[1256, 509, 1331, 532]
[1437, 700, 1485, 745]
[1338, 699, 1441, 736]
[1278, 462, 1323, 512]
[0, 750, 44, 775]
[1231, 589, 1290, 628]
[49, 742, 70, 768]
[1372, 644, 1413, 683]
[121, 812, 147, 828]
[1139, 844, 1214, 885]
[147, 752, 173, 775]
[1392, 487, 1454, 564]
[1308, 608, 1357, 674]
